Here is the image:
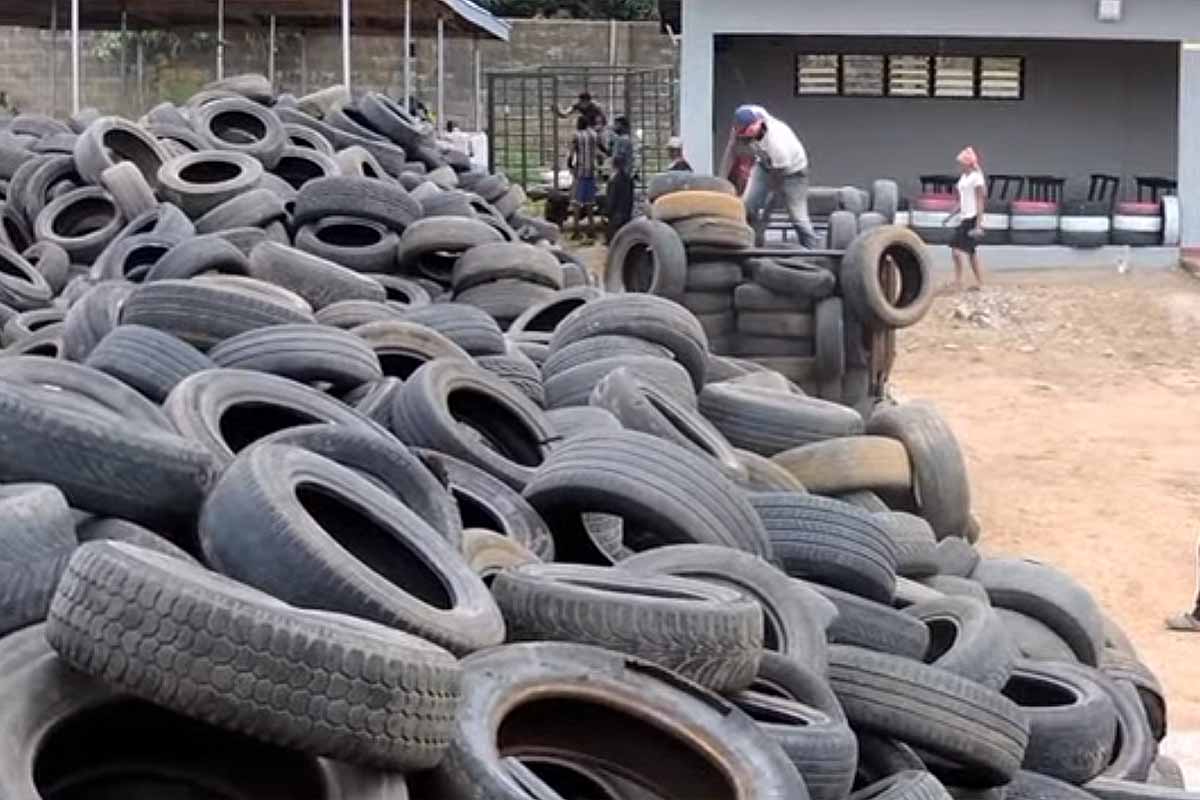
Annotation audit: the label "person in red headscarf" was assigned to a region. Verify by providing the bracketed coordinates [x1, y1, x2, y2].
[944, 146, 987, 289]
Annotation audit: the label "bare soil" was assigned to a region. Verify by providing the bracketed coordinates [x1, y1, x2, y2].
[892, 268, 1200, 736]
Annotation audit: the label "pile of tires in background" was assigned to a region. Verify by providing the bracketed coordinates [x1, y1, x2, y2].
[606, 172, 930, 415]
[0, 73, 1185, 800]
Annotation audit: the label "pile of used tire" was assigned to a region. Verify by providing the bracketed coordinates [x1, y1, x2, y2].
[606, 172, 931, 415]
[0, 75, 1183, 800]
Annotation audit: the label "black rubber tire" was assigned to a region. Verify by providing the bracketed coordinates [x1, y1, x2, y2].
[995, 608, 1079, 663]
[164, 367, 373, 465]
[367, 273, 434, 307]
[816, 296, 846, 394]
[294, 215, 400, 273]
[591, 365, 742, 474]
[207, 322, 383, 388]
[292, 175, 422, 233]
[452, 241, 562, 294]
[746, 257, 837, 299]
[492, 562, 763, 692]
[868, 401, 971, 540]
[1100, 649, 1166, 743]
[122, 278, 315, 351]
[430, 641, 805, 799]
[841, 226, 934, 330]
[506, 286, 601, 340]
[920, 575, 992, 605]
[879, 511, 940, 577]
[455, 279, 558, 326]
[476, 352, 545, 406]
[460, 527, 540, 583]
[647, 172, 736, 201]
[524, 429, 771, 563]
[736, 281, 814, 312]
[157, 150, 264, 218]
[416, 448, 555, 561]
[192, 187, 286, 234]
[341, 376, 402, 428]
[749, 492, 899, 602]
[1003, 660, 1117, 784]
[61, 280, 132, 360]
[192, 96, 287, 168]
[855, 735, 928, 788]
[543, 355, 694, 409]
[730, 652, 857, 800]
[686, 259, 744, 292]
[682, 290, 734, 315]
[200, 443, 504, 655]
[2, 307, 64, 345]
[399, 302, 507, 355]
[818, 584, 931, 659]
[544, 405, 622, 439]
[773, 436, 913, 495]
[199, 73, 274, 102]
[33, 186, 124, 263]
[620, 544, 835, 674]
[142, 233, 250, 282]
[47, 539, 460, 770]
[357, 91, 433, 148]
[390, 358, 553, 489]
[247, 240, 386, 309]
[836, 489, 890, 512]
[75, 515, 196, 563]
[271, 144, 340, 189]
[828, 210, 859, 250]
[738, 311, 815, 338]
[974, 557, 1105, 667]
[352, 319, 472, 380]
[1086, 777, 1200, 800]
[73, 115, 167, 185]
[0, 483, 76, 636]
[316, 299, 407, 329]
[0, 355, 172, 432]
[936, 537, 981, 577]
[396, 216, 505, 281]
[21, 241, 69, 294]
[671, 215, 755, 248]
[1010, 771, 1103, 800]
[85, 324, 215, 402]
[1, 323, 65, 357]
[0, 378, 216, 529]
[98, 160, 157, 221]
[1145, 757, 1186, 789]
[904, 596, 1017, 690]
[851, 771, 954, 800]
[0, 245, 53, 311]
[603, 216, 687, 299]
[19, 153, 83, 230]
[549, 293, 707, 390]
[542, 333, 673, 380]
[829, 645, 1030, 786]
[1098, 673, 1155, 783]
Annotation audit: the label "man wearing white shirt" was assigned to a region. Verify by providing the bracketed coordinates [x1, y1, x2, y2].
[732, 104, 820, 248]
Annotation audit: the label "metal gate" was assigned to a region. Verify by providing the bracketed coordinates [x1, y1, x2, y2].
[486, 66, 678, 195]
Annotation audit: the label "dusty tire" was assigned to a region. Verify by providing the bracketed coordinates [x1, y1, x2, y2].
[34, 186, 124, 263]
[904, 596, 1017, 690]
[99, 160, 158, 220]
[74, 116, 167, 185]
[647, 172, 736, 201]
[192, 96, 287, 168]
[507, 287, 602, 341]
[157, 150, 264, 218]
[541, 334, 672, 380]
[0, 483, 76, 636]
[208, 323, 383, 390]
[671, 215, 755, 248]
[295, 216, 400, 273]
[878, 511, 940, 577]
[841, 226, 934, 330]
[352, 319, 471, 380]
[819, 584, 931, 660]
[461, 528, 540, 583]
[199, 444, 504, 655]
[829, 645, 1030, 786]
[936, 537, 982, 577]
[400, 302, 507, 355]
[46, 540, 461, 770]
[869, 401, 971, 539]
[492, 562, 763, 692]
[749, 492, 899, 602]
[747, 257, 837, 299]
[603, 216, 687, 299]
[996, 608, 1079, 663]
[293, 175, 421, 233]
[773, 436, 913, 495]
[652, 190, 746, 223]
[142, 233, 249, 282]
[247, 241, 386, 309]
[85, 324, 215, 402]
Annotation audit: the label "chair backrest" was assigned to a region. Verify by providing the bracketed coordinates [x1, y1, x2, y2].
[1026, 175, 1065, 203]
[919, 174, 957, 195]
[987, 174, 1024, 201]
[1087, 174, 1120, 204]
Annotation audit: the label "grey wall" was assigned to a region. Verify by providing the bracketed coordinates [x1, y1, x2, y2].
[713, 36, 1178, 201]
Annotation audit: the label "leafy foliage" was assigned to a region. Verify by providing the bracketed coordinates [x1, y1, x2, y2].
[479, 0, 657, 20]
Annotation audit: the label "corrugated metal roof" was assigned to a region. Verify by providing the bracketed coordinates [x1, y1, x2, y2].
[2, 0, 509, 39]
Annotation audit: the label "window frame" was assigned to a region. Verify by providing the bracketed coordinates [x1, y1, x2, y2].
[793, 53, 1025, 101]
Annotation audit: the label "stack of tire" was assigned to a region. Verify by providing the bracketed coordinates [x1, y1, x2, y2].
[1010, 200, 1061, 245]
[0, 78, 1182, 800]
[1059, 201, 1112, 248]
[608, 173, 934, 413]
[908, 194, 958, 245]
[1112, 201, 1165, 247]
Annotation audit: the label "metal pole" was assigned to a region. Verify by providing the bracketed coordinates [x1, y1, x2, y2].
[70, 0, 79, 115]
[403, 0, 412, 109]
[50, 1, 57, 117]
[216, 0, 224, 81]
[137, 37, 144, 113]
[341, 0, 351, 93]
[473, 34, 481, 131]
[436, 16, 445, 128]
[299, 31, 308, 95]
[268, 15, 276, 90]
[120, 9, 127, 116]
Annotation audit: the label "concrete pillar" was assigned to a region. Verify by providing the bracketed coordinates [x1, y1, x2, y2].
[1180, 42, 1200, 246]
[679, 4, 714, 172]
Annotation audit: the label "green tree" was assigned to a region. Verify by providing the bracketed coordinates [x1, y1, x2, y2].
[480, 0, 656, 20]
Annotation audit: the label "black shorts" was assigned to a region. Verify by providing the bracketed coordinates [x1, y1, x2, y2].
[952, 218, 980, 254]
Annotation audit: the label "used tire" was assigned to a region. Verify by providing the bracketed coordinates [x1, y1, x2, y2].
[295, 215, 400, 273]
[158, 150, 264, 218]
[400, 302, 507, 355]
[603, 216, 687, 299]
[904, 596, 1017, 690]
[841, 226, 934, 330]
[652, 190, 746, 223]
[34, 186, 124, 263]
[542, 333, 672, 380]
[74, 116, 166, 185]
[461, 528, 540, 583]
[208, 323, 383, 390]
[829, 645, 1030, 786]
[996, 608, 1079, 663]
[192, 96, 287, 168]
[774, 436, 913, 495]
[199, 444, 505, 655]
[544, 354, 694, 409]
[247, 241, 386, 309]
[85, 324, 215, 401]
[818, 584, 932, 660]
[492, 562, 763, 692]
[746, 257, 837, 299]
[293, 175, 422, 233]
[0, 483, 76, 636]
[452, 241, 563, 294]
[671, 215, 755, 248]
[352, 319, 471, 379]
[647, 172, 736, 201]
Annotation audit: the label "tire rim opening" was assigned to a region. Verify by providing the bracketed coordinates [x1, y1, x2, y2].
[25, 314, 62, 332]
[316, 223, 383, 248]
[277, 156, 326, 189]
[210, 111, 268, 144]
[517, 756, 625, 800]
[921, 617, 960, 663]
[524, 298, 588, 333]
[620, 244, 655, 293]
[101, 130, 161, 182]
[378, 351, 431, 380]
[218, 401, 323, 453]
[179, 160, 242, 185]
[451, 487, 507, 533]
[498, 696, 736, 799]
[297, 483, 453, 609]
[644, 391, 720, 458]
[122, 244, 170, 280]
[0, 253, 34, 281]
[731, 691, 814, 727]
[33, 698, 323, 800]
[877, 246, 923, 309]
[53, 197, 116, 238]
[23, 341, 60, 357]
[446, 387, 544, 468]
[3, 216, 28, 251]
[1001, 673, 1077, 708]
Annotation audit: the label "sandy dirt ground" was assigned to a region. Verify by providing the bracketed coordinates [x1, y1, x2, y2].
[891, 267, 1200, 775]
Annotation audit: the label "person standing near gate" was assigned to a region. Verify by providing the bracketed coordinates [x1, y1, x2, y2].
[733, 104, 820, 248]
[606, 115, 637, 241]
[566, 116, 600, 240]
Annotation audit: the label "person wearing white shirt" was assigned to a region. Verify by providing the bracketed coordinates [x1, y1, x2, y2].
[946, 146, 987, 290]
[731, 104, 820, 248]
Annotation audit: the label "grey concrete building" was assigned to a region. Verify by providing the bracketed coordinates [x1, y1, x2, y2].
[664, 0, 1200, 245]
